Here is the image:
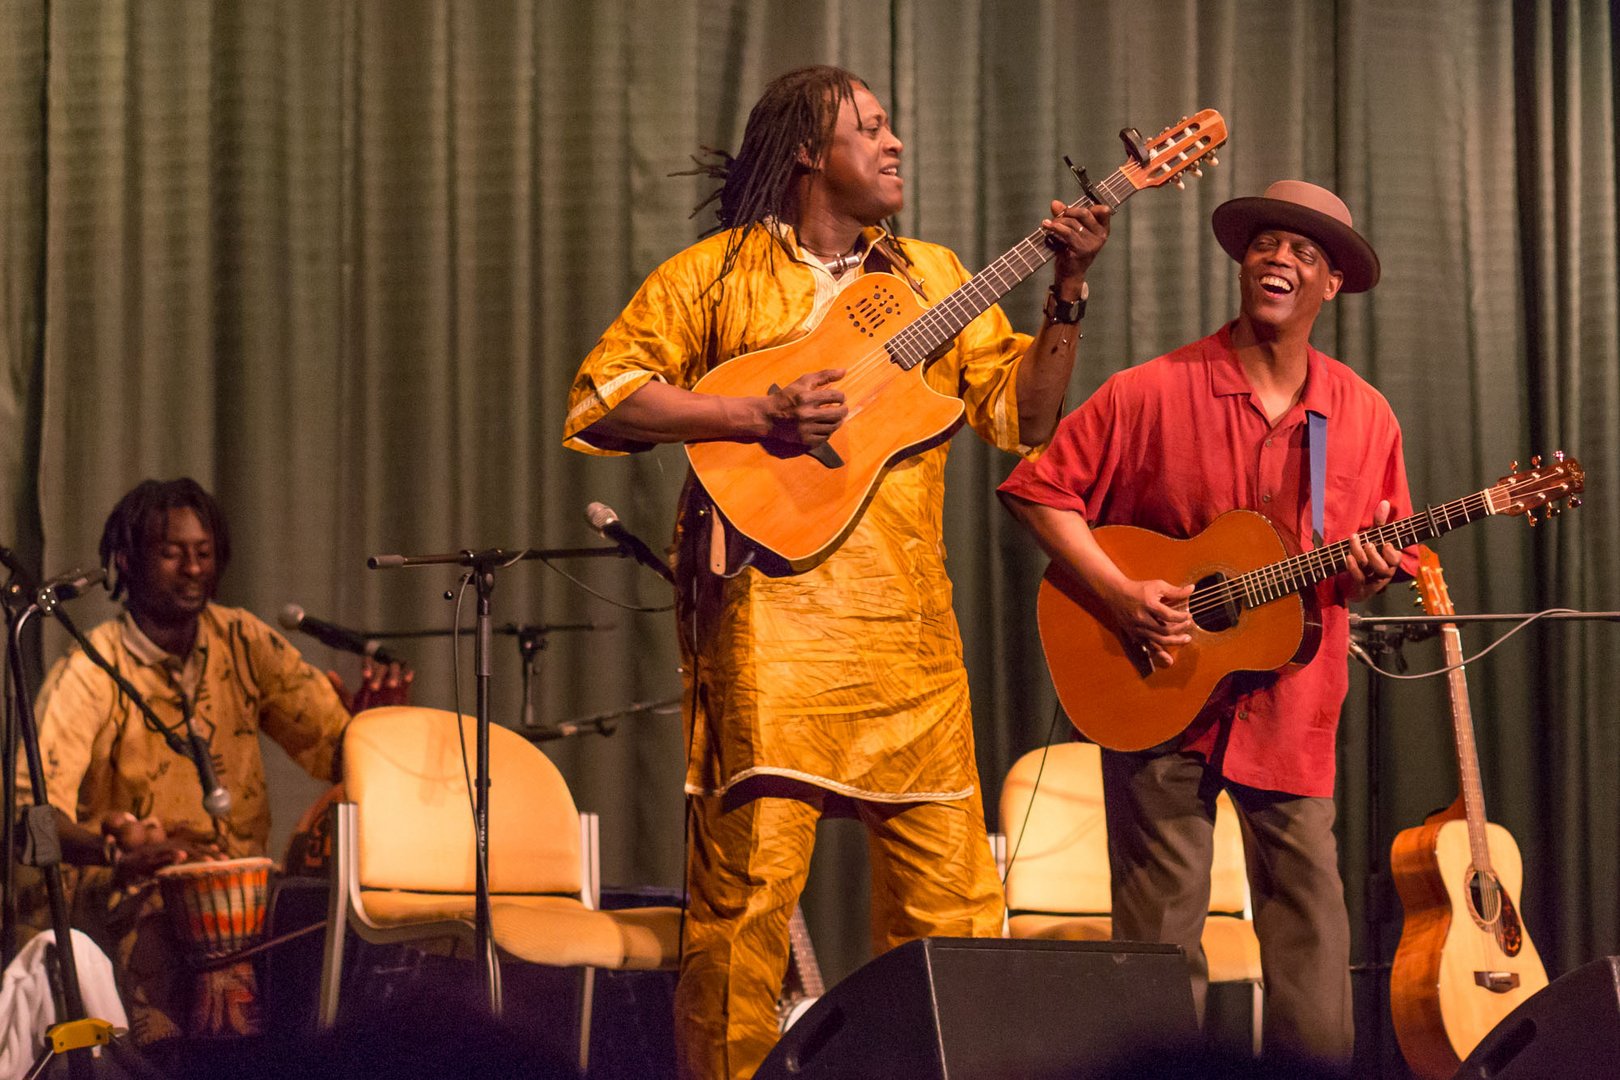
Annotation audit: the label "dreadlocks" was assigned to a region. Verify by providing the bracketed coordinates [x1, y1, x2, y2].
[100, 478, 231, 601]
[684, 65, 864, 287]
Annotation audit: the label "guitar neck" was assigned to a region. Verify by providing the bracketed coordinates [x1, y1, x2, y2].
[785, 905, 825, 998]
[886, 170, 1138, 370]
[1440, 624, 1496, 875]
[1223, 487, 1502, 609]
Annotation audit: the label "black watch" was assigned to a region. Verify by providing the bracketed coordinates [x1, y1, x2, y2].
[1045, 284, 1087, 325]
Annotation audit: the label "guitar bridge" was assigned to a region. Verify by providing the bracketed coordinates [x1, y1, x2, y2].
[1473, 970, 1521, 993]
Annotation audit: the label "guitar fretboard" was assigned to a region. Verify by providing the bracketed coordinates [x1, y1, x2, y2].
[1192, 488, 1504, 617]
[885, 172, 1135, 370]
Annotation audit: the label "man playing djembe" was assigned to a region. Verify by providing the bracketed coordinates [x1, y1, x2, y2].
[17, 478, 407, 1047]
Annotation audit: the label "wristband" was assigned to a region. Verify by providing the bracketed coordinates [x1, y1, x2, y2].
[1045, 283, 1088, 325]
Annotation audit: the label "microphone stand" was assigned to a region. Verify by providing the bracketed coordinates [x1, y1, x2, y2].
[1348, 607, 1619, 1079]
[352, 620, 606, 732]
[5, 587, 169, 1080]
[519, 696, 681, 743]
[2, 546, 35, 966]
[364, 543, 626, 1012]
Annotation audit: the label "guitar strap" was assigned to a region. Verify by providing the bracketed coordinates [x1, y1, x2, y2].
[1307, 409, 1327, 548]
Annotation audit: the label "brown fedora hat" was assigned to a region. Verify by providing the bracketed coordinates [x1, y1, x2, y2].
[1211, 180, 1380, 293]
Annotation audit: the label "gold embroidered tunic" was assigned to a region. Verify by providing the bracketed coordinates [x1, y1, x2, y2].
[564, 225, 1037, 801]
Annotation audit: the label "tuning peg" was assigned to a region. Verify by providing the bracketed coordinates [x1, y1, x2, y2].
[1207, 154, 1219, 167]
[1526, 511, 1539, 527]
[1508, 459, 1519, 472]
[1173, 176, 1185, 190]
[1570, 496, 1583, 509]
[1190, 165, 1204, 178]
[1412, 596, 1424, 609]
[1554, 450, 1566, 462]
[1531, 454, 1542, 467]
[1548, 504, 1563, 517]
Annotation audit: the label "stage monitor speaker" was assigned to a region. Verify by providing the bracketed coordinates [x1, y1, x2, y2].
[1453, 955, 1620, 1079]
[755, 936, 1197, 1080]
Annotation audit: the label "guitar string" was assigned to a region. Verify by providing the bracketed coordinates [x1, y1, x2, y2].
[1174, 494, 1491, 620]
[1150, 472, 1569, 623]
[812, 171, 1143, 395]
[828, 120, 1219, 385]
[1431, 616, 1508, 941]
[804, 145, 1213, 395]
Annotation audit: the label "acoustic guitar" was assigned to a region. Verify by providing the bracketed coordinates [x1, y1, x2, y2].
[776, 903, 825, 1033]
[1389, 548, 1548, 1080]
[687, 110, 1228, 572]
[1037, 454, 1583, 751]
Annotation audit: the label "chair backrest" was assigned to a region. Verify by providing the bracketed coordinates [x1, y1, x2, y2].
[999, 742, 1252, 918]
[1208, 789, 1250, 915]
[343, 706, 581, 895]
[999, 743, 1111, 914]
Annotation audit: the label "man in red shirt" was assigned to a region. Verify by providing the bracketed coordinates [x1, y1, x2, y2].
[999, 181, 1411, 1066]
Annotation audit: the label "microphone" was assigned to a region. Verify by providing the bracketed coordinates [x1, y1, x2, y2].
[585, 502, 674, 584]
[35, 566, 108, 605]
[187, 733, 232, 818]
[278, 604, 403, 666]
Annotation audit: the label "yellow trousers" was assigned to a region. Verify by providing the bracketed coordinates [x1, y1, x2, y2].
[674, 784, 1005, 1080]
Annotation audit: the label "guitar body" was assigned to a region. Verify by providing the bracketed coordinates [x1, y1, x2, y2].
[1038, 509, 1317, 751]
[1390, 805, 1548, 1079]
[686, 272, 964, 571]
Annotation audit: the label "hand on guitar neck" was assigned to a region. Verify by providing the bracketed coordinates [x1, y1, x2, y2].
[1342, 498, 1404, 602]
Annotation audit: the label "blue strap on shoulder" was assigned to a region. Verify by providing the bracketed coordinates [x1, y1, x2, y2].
[1307, 410, 1327, 548]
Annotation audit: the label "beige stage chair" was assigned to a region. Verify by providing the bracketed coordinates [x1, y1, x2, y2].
[998, 742, 1263, 1054]
[318, 706, 681, 1071]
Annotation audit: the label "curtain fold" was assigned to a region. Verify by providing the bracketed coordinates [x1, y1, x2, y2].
[1, 0, 1615, 1006]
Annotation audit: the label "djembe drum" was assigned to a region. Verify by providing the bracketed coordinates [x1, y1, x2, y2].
[155, 856, 273, 1038]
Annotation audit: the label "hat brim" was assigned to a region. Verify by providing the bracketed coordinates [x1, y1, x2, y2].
[1211, 197, 1380, 293]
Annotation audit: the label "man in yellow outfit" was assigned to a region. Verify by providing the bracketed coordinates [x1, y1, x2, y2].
[563, 65, 1110, 1080]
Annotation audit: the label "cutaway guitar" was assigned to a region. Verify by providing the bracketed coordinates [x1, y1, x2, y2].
[687, 110, 1228, 572]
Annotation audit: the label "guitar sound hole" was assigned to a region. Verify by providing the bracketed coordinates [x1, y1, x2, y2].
[1467, 868, 1504, 928]
[1494, 884, 1524, 956]
[845, 287, 898, 338]
[1189, 573, 1241, 633]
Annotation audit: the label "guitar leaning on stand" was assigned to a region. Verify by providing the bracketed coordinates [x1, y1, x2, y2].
[1388, 548, 1548, 1080]
[775, 904, 825, 1034]
[1036, 453, 1584, 751]
[687, 110, 1228, 572]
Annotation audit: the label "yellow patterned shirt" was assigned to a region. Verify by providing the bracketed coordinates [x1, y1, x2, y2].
[26, 604, 351, 856]
[564, 224, 1039, 801]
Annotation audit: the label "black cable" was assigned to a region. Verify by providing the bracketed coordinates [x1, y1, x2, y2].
[47, 604, 190, 751]
[999, 696, 1069, 890]
[1351, 607, 1582, 680]
[538, 554, 673, 613]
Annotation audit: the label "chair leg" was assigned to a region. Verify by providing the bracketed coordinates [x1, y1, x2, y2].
[317, 803, 355, 1029]
[486, 936, 504, 1016]
[577, 966, 596, 1074]
[1250, 980, 1263, 1057]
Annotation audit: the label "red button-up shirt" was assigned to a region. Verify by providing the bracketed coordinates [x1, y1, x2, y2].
[1000, 324, 1414, 796]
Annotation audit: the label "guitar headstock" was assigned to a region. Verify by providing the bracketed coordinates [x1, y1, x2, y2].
[1412, 546, 1456, 618]
[1490, 452, 1585, 525]
[1119, 109, 1228, 192]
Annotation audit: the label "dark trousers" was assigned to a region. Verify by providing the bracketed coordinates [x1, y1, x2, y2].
[1100, 748, 1353, 1065]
